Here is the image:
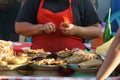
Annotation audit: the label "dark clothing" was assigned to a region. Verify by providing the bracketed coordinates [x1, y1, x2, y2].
[0, 1, 20, 41]
[16, 0, 100, 26]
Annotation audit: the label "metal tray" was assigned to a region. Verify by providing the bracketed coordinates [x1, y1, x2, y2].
[28, 64, 99, 73]
[28, 64, 59, 71]
[0, 64, 26, 70]
[76, 68, 99, 73]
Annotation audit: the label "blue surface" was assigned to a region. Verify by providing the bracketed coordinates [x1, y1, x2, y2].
[26, 37, 32, 42]
[71, 72, 96, 78]
[111, 0, 120, 32]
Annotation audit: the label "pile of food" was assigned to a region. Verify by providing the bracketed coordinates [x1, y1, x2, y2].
[0, 40, 103, 75]
[0, 40, 14, 57]
[19, 48, 103, 69]
[0, 40, 28, 66]
[96, 37, 114, 56]
[55, 49, 102, 68]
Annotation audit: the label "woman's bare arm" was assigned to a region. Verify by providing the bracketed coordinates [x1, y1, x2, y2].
[15, 22, 56, 36]
[60, 22, 102, 39]
[96, 28, 120, 80]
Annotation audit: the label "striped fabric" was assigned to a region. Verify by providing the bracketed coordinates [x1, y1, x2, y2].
[0, 76, 119, 80]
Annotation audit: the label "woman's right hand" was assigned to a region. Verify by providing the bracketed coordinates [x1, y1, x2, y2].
[15, 22, 56, 36]
[42, 22, 56, 34]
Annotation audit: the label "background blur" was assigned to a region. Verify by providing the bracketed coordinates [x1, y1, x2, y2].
[0, 0, 118, 41]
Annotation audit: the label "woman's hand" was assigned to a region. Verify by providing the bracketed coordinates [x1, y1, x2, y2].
[42, 22, 56, 34]
[15, 22, 56, 36]
[60, 22, 76, 36]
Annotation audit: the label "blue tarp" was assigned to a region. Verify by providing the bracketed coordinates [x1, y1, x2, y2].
[111, 0, 120, 32]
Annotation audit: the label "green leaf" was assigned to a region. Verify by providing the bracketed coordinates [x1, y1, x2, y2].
[61, 65, 67, 69]
[67, 64, 79, 69]
[103, 8, 113, 43]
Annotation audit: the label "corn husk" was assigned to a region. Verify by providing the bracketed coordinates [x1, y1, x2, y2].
[95, 37, 114, 56]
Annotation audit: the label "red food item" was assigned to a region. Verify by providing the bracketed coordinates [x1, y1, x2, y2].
[63, 17, 69, 23]
[60, 17, 70, 28]
[61, 24, 69, 28]
[58, 66, 75, 76]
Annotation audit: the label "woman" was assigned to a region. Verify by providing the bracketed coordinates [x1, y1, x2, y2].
[96, 28, 120, 80]
[15, 0, 101, 53]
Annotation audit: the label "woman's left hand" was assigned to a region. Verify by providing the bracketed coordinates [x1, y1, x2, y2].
[60, 22, 76, 36]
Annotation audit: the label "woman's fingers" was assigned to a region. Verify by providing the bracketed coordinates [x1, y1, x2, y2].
[46, 25, 51, 33]
[60, 22, 69, 28]
[61, 30, 70, 35]
[60, 23, 75, 36]
[51, 23, 56, 32]
[44, 22, 56, 34]
[49, 23, 56, 32]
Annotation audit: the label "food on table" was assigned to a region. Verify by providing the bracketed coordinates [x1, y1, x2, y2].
[0, 40, 14, 60]
[32, 58, 64, 65]
[72, 50, 98, 59]
[17, 65, 34, 76]
[96, 37, 114, 56]
[0, 40, 13, 47]
[23, 48, 51, 58]
[23, 48, 45, 54]
[51, 59, 64, 65]
[78, 59, 103, 69]
[57, 49, 73, 58]
[0, 40, 29, 65]
[63, 50, 99, 64]
[0, 61, 7, 65]
[31, 56, 44, 61]
[1, 55, 28, 65]
[38, 59, 55, 65]
[58, 65, 75, 76]
[0, 40, 103, 71]
[46, 53, 58, 59]
[7, 56, 28, 65]
[64, 56, 84, 64]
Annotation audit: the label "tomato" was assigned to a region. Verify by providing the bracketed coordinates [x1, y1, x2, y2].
[61, 24, 69, 28]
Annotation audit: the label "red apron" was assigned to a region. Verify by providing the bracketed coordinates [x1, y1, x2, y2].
[32, 0, 85, 52]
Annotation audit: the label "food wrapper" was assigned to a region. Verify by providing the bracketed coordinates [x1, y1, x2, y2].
[78, 59, 103, 69]
[95, 37, 115, 56]
[0, 40, 14, 61]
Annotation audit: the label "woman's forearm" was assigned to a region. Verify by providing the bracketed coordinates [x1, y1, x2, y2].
[74, 23, 102, 39]
[96, 28, 120, 80]
[15, 22, 43, 36]
[15, 22, 101, 39]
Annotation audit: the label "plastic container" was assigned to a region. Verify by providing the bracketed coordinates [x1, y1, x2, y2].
[91, 22, 106, 48]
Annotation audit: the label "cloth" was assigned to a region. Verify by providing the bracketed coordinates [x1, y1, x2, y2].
[31, 0, 85, 52]
[16, 0, 100, 26]
[0, 76, 119, 80]
[13, 42, 32, 54]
